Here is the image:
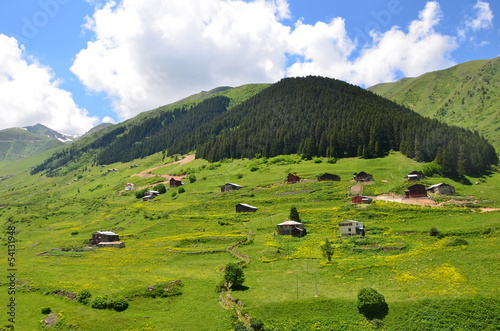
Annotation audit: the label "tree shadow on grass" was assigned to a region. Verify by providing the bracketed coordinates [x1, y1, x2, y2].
[232, 285, 250, 291]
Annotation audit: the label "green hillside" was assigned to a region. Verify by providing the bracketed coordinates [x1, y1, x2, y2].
[0, 151, 499, 330]
[31, 76, 498, 179]
[368, 57, 500, 149]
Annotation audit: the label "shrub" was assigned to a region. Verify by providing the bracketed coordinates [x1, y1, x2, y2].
[111, 297, 129, 312]
[357, 287, 389, 320]
[178, 187, 185, 194]
[135, 188, 148, 199]
[90, 295, 108, 309]
[41, 307, 51, 315]
[77, 289, 92, 305]
[188, 174, 197, 183]
[429, 227, 440, 237]
[153, 183, 167, 194]
[144, 280, 184, 298]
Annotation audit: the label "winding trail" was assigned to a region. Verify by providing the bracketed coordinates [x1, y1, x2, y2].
[132, 154, 196, 179]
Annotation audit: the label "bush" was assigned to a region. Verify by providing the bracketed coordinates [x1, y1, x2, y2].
[135, 188, 148, 199]
[111, 297, 129, 312]
[90, 295, 108, 309]
[153, 183, 167, 194]
[178, 187, 185, 194]
[357, 287, 389, 320]
[77, 289, 92, 305]
[144, 280, 184, 298]
[188, 174, 197, 183]
[429, 227, 441, 237]
[41, 307, 51, 315]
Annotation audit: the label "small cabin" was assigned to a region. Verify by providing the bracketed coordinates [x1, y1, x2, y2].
[353, 171, 373, 182]
[427, 183, 455, 195]
[338, 220, 365, 237]
[235, 203, 258, 213]
[125, 183, 135, 191]
[143, 195, 155, 201]
[221, 183, 243, 192]
[277, 220, 305, 237]
[169, 177, 183, 188]
[287, 173, 300, 184]
[351, 195, 372, 204]
[405, 184, 427, 198]
[318, 173, 341, 181]
[89, 231, 125, 248]
[406, 171, 425, 181]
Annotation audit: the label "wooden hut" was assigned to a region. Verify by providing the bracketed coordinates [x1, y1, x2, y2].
[169, 177, 183, 188]
[405, 184, 427, 198]
[221, 183, 243, 192]
[353, 171, 373, 182]
[406, 171, 425, 181]
[318, 173, 341, 181]
[427, 183, 455, 195]
[286, 173, 300, 184]
[351, 195, 372, 204]
[277, 220, 305, 237]
[338, 220, 365, 237]
[89, 231, 125, 248]
[235, 203, 258, 213]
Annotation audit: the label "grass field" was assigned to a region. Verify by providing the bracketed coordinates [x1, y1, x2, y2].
[0, 152, 499, 330]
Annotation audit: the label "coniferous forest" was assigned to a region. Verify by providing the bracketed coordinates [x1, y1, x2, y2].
[32, 76, 497, 177]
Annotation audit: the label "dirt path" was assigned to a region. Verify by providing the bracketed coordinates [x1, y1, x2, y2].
[132, 154, 195, 179]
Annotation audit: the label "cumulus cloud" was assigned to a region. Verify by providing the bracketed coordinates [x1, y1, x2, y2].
[287, 1, 458, 86]
[72, 0, 464, 121]
[466, 1, 494, 31]
[0, 34, 98, 134]
[71, 0, 291, 120]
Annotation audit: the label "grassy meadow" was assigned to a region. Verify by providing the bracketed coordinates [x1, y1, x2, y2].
[0, 151, 499, 330]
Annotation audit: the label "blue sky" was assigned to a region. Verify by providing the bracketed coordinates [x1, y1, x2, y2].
[0, 0, 498, 134]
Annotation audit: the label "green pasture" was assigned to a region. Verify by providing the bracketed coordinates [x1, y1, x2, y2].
[0, 152, 499, 330]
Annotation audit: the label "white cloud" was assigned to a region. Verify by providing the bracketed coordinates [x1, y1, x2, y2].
[72, 0, 462, 121]
[466, 1, 494, 31]
[71, 0, 291, 120]
[287, 1, 457, 86]
[0, 34, 98, 134]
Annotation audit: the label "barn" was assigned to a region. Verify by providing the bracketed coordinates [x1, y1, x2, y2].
[406, 171, 425, 181]
[235, 203, 258, 213]
[169, 177, 183, 188]
[351, 195, 373, 204]
[427, 183, 455, 195]
[353, 171, 373, 182]
[277, 220, 305, 237]
[89, 231, 125, 248]
[287, 173, 300, 184]
[405, 184, 427, 198]
[318, 173, 341, 181]
[221, 183, 243, 192]
[338, 220, 365, 237]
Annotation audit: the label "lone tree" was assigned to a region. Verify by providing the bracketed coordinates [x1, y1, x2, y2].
[289, 206, 301, 222]
[357, 287, 389, 320]
[224, 262, 245, 289]
[320, 238, 335, 262]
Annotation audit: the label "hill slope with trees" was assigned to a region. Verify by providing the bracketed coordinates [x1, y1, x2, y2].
[368, 56, 500, 149]
[32, 76, 497, 178]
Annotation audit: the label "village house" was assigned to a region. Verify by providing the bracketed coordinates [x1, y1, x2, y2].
[286, 173, 300, 184]
[351, 195, 373, 204]
[125, 183, 135, 191]
[235, 203, 258, 213]
[353, 171, 373, 182]
[318, 173, 341, 181]
[169, 177, 183, 188]
[89, 231, 125, 248]
[406, 171, 425, 181]
[221, 183, 243, 192]
[276, 220, 305, 237]
[427, 183, 455, 195]
[338, 220, 365, 237]
[405, 184, 428, 198]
